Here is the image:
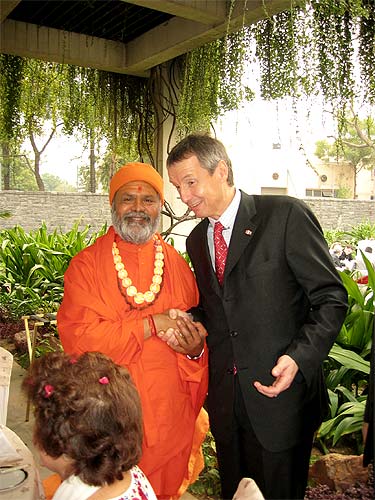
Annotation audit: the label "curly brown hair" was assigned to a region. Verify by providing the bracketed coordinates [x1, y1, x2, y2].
[22, 351, 143, 486]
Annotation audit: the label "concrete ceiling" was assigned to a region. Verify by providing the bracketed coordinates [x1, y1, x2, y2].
[0, 0, 290, 77]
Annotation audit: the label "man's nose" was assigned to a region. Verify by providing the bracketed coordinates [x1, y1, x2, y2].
[179, 187, 190, 205]
[133, 197, 143, 211]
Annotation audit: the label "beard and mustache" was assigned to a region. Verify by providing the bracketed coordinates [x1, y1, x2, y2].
[111, 207, 161, 245]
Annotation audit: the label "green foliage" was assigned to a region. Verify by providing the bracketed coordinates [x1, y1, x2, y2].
[318, 392, 367, 451]
[317, 253, 374, 452]
[335, 186, 352, 199]
[254, 9, 300, 99]
[315, 111, 375, 198]
[343, 219, 375, 246]
[188, 431, 222, 499]
[177, 28, 252, 134]
[252, 1, 375, 104]
[324, 228, 347, 248]
[0, 55, 153, 168]
[0, 222, 106, 317]
[18, 333, 62, 370]
[324, 219, 375, 248]
[315, 114, 375, 167]
[79, 143, 140, 192]
[0, 54, 25, 140]
[41, 173, 76, 192]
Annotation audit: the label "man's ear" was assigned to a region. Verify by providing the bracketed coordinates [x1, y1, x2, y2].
[216, 160, 229, 183]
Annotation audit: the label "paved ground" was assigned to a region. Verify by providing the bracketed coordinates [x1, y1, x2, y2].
[6, 359, 197, 499]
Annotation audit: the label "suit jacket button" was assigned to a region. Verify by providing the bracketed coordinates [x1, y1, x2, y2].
[230, 331, 238, 337]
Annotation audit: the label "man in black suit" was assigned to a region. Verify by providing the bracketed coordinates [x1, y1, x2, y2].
[167, 134, 348, 500]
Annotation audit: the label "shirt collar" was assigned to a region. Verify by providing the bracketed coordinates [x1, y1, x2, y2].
[209, 188, 241, 230]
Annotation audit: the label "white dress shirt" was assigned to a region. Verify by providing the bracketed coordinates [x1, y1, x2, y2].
[207, 188, 241, 271]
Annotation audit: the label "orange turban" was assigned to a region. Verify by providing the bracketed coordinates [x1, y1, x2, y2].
[109, 162, 164, 205]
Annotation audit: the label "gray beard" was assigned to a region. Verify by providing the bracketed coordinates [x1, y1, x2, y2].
[111, 208, 160, 244]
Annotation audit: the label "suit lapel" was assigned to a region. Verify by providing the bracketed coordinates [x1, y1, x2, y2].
[224, 192, 257, 281]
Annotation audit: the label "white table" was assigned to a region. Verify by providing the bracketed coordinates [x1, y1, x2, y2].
[0, 425, 45, 499]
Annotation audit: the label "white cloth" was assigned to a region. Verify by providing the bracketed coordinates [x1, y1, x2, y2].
[356, 239, 375, 271]
[0, 428, 22, 466]
[53, 465, 157, 500]
[232, 478, 265, 500]
[0, 347, 13, 425]
[0, 425, 44, 499]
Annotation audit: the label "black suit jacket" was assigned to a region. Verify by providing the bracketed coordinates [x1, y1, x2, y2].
[187, 192, 348, 452]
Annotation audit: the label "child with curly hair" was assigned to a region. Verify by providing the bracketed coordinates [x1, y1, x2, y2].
[22, 351, 157, 500]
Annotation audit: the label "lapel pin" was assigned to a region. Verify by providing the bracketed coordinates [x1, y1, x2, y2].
[245, 229, 252, 236]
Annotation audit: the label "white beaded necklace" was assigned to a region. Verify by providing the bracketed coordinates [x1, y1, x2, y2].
[112, 235, 164, 308]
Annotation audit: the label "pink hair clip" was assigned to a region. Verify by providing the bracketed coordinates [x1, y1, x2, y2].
[43, 384, 54, 398]
[99, 376, 109, 385]
[69, 358, 78, 364]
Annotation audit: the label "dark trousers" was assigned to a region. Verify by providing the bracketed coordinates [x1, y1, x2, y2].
[214, 377, 314, 500]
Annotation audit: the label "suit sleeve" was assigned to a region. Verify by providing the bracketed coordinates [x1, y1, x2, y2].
[284, 200, 348, 385]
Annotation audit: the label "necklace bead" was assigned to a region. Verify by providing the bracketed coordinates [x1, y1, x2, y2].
[112, 236, 164, 308]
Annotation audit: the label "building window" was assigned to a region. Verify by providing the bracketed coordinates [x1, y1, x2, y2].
[261, 187, 287, 195]
[305, 189, 338, 197]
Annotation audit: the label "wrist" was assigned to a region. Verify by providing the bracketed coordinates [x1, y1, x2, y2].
[147, 315, 157, 337]
[186, 347, 204, 360]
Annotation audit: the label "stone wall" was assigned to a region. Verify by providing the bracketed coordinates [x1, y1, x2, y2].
[0, 191, 111, 233]
[0, 191, 374, 234]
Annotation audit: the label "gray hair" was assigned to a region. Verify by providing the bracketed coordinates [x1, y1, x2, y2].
[166, 133, 234, 186]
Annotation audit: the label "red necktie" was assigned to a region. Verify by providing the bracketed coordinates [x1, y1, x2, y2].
[214, 221, 228, 285]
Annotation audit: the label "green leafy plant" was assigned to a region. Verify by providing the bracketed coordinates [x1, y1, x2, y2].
[324, 228, 347, 248]
[0, 222, 107, 316]
[324, 220, 375, 249]
[317, 252, 374, 453]
[343, 220, 375, 246]
[318, 389, 367, 453]
[188, 430, 222, 499]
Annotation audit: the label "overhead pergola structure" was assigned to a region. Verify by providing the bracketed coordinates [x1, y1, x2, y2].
[1, 1, 290, 77]
[0, 0, 290, 228]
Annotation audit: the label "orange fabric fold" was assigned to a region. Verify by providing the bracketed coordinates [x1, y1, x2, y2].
[43, 474, 62, 500]
[57, 227, 209, 498]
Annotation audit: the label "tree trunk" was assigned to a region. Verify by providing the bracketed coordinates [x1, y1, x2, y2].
[89, 132, 96, 193]
[28, 121, 62, 192]
[34, 151, 45, 191]
[1, 142, 11, 190]
[353, 165, 357, 199]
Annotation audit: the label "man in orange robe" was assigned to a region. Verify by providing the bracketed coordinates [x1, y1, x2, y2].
[57, 163, 209, 499]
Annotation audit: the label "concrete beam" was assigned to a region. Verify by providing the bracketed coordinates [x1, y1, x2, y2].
[123, 0, 227, 24]
[125, 0, 292, 73]
[0, 19, 148, 77]
[0, 0, 21, 23]
[0, 0, 290, 75]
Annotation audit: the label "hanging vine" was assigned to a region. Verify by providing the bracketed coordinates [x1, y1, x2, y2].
[251, 0, 374, 105]
[0, 54, 25, 140]
[0, 56, 155, 164]
[0, 0, 374, 162]
[359, 0, 375, 103]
